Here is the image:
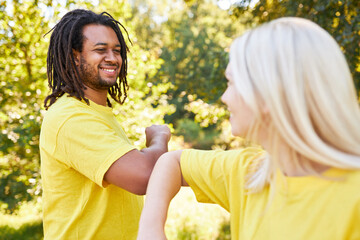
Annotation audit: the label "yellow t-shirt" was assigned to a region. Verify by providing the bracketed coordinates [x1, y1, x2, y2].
[40, 95, 143, 240]
[181, 148, 360, 240]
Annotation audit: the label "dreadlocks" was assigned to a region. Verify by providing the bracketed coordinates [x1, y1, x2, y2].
[44, 9, 130, 109]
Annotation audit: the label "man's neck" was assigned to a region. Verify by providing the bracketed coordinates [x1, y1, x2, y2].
[83, 86, 108, 106]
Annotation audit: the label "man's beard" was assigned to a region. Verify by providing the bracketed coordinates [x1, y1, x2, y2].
[79, 56, 118, 90]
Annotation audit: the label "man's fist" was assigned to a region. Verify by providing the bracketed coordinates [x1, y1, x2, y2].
[145, 125, 171, 147]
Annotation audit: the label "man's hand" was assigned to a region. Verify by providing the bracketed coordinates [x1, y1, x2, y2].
[145, 125, 171, 148]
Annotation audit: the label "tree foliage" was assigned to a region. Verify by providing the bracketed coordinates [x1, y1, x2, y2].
[232, 0, 360, 93]
[0, 0, 51, 213]
[150, 1, 243, 148]
[155, 1, 241, 104]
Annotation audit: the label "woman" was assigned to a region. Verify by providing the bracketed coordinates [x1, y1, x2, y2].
[137, 17, 360, 240]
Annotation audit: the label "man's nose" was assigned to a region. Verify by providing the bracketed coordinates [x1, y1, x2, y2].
[105, 50, 117, 62]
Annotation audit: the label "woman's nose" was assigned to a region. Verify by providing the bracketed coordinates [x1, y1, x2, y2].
[221, 90, 227, 105]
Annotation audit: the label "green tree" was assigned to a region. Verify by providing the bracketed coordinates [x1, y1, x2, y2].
[151, 0, 244, 148]
[231, 0, 360, 93]
[157, 1, 238, 104]
[0, 0, 51, 212]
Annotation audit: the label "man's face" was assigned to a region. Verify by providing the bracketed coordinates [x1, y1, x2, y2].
[75, 24, 122, 90]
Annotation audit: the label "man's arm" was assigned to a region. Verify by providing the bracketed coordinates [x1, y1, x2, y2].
[104, 125, 171, 195]
[137, 150, 188, 240]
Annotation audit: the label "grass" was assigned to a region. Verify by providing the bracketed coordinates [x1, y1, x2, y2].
[0, 201, 43, 240]
[0, 188, 230, 240]
[166, 188, 230, 240]
[0, 221, 43, 240]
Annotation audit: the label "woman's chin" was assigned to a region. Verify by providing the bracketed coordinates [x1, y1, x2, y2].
[231, 128, 241, 137]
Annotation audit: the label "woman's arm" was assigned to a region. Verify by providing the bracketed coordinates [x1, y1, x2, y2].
[137, 150, 188, 240]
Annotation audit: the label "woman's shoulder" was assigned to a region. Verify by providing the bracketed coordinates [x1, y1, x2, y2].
[183, 146, 264, 162]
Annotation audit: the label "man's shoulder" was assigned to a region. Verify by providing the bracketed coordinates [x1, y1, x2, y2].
[47, 95, 92, 116]
[42, 95, 94, 128]
[49, 94, 87, 111]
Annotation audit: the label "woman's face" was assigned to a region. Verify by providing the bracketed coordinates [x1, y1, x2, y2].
[221, 63, 255, 137]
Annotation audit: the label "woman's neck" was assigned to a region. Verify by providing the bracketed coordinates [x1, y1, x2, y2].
[260, 136, 330, 177]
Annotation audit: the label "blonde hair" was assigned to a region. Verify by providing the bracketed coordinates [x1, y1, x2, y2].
[229, 17, 360, 192]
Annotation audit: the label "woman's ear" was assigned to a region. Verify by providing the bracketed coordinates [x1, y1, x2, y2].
[260, 104, 271, 125]
[72, 49, 80, 66]
[261, 105, 270, 115]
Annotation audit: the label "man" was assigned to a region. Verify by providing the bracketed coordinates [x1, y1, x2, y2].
[39, 9, 171, 240]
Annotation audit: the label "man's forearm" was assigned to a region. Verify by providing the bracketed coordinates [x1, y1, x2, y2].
[140, 132, 170, 163]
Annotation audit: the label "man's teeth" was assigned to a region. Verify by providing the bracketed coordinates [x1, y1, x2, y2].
[102, 68, 115, 72]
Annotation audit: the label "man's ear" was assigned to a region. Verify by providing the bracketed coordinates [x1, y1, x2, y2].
[72, 49, 80, 66]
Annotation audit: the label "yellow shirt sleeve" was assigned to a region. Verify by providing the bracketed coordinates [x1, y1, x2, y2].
[52, 112, 136, 187]
[180, 148, 260, 211]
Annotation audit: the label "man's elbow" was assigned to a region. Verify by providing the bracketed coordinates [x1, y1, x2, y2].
[131, 185, 147, 195]
[129, 170, 152, 195]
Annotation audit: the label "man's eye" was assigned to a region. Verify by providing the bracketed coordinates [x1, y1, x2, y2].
[96, 49, 106, 52]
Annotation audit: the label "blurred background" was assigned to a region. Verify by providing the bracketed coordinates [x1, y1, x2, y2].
[0, 0, 359, 239]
